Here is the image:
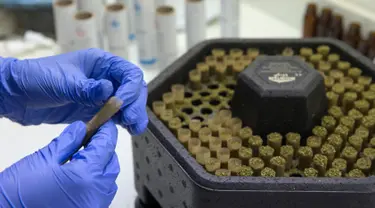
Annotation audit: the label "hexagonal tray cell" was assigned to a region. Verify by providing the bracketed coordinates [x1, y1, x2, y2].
[132, 38, 375, 208]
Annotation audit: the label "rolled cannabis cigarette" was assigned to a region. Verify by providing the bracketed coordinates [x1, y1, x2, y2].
[354, 157, 371, 175]
[361, 115, 375, 135]
[105, 3, 129, 59]
[282, 47, 294, 56]
[348, 135, 363, 152]
[326, 91, 339, 107]
[228, 158, 242, 175]
[185, 0, 206, 49]
[307, 136, 322, 154]
[261, 167, 276, 177]
[350, 83, 365, 94]
[370, 84, 375, 92]
[205, 55, 216, 73]
[205, 157, 221, 173]
[325, 168, 342, 177]
[309, 54, 323, 67]
[219, 109, 232, 124]
[247, 48, 260, 59]
[248, 135, 263, 156]
[168, 117, 182, 135]
[320, 144, 336, 166]
[240, 55, 252, 66]
[162, 92, 174, 109]
[152, 101, 166, 116]
[363, 148, 375, 162]
[189, 119, 202, 137]
[304, 167, 318, 177]
[53, 0, 77, 53]
[156, 5, 177, 68]
[313, 154, 328, 176]
[332, 158, 347, 174]
[347, 169, 365, 178]
[238, 166, 254, 176]
[160, 109, 174, 124]
[189, 70, 202, 90]
[219, 127, 232, 147]
[215, 62, 227, 81]
[355, 126, 370, 146]
[171, 84, 185, 104]
[340, 77, 354, 90]
[369, 108, 375, 115]
[337, 61, 351, 74]
[228, 137, 242, 157]
[324, 77, 335, 90]
[357, 76, 372, 89]
[267, 132, 283, 155]
[196, 146, 211, 165]
[362, 91, 375, 107]
[209, 136, 222, 156]
[232, 62, 245, 77]
[342, 92, 357, 113]
[348, 67, 362, 81]
[321, 116, 337, 133]
[317, 45, 330, 57]
[188, 138, 202, 155]
[332, 84, 345, 101]
[327, 53, 340, 67]
[239, 127, 253, 144]
[215, 168, 231, 176]
[297, 146, 313, 170]
[286, 132, 301, 157]
[229, 48, 243, 59]
[369, 137, 375, 148]
[340, 116, 355, 133]
[328, 106, 344, 120]
[318, 61, 331, 75]
[223, 55, 235, 73]
[341, 146, 358, 170]
[348, 109, 363, 127]
[300, 47, 313, 58]
[178, 128, 191, 146]
[270, 156, 286, 177]
[334, 124, 350, 142]
[280, 145, 294, 170]
[249, 157, 265, 176]
[327, 134, 343, 156]
[329, 70, 344, 82]
[312, 126, 328, 141]
[198, 127, 212, 147]
[212, 48, 226, 60]
[259, 146, 275, 166]
[208, 117, 221, 137]
[228, 117, 243, 136]
[217, 147, 231, 167]
[238, 147, 252, 165]
[197, 62, 210, 83]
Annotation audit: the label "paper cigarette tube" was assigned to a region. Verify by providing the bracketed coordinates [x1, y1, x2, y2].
[347, 169, 366, 177]
[196, 146, 211, 165]
[259, 146, 275, 166]
[354, 157, 371, 175]
[325, 168, 342, 177]
[327, 134, 343, 156]
[249, 157, 264, 176]
[304, 168, 318, 177]
[220, 0, 239, 38]
[348, 109, 363, 127]
[72, 11, 100, 50]
[321, 115, 336, 133]
[219, 127, 232, 147]
[355, 127, 370, 146]
[185, 0, 206, 49]
[189, 119, 202, 137]
[312, 126, 328, 141]
[215, 169, 231, 176]
[334, 125, 349, 143]
[238, 166, 254, 176]
[348, 135, 363, 152]
[312, 154, 328, 176]
[320, 144, 336, 166]
[135, 0, 157, 65]
[341, 146, 358, 170]
[178, 128, 191, 145]
[198, 127, 212, 146]
[267, 132, 282, 155]
[53, 0, 77, 53]
[270, 156, 286, 177]
[248, 135, 263, 156]
[306, 136, 322, 155]
[297, 146, 313, 170]
[217, 148, 231, 167]
[188, 138, 201, 155]
[332, 158, 347, 174]
[228, 158, 242, 174]
[261, 167, 276, 177]
[105, 3, 129, 59]
[76, 0, 104, 48]
[156, 5, 177, 68]
[119, 0, 136, 40]
[205, 157, 221, 173]
[280, 145, 294, 170]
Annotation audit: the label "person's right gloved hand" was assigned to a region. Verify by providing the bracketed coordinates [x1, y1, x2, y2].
[0, 120, 119, 208]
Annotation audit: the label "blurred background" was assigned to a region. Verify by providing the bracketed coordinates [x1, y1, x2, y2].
[0, 0, 375, 207]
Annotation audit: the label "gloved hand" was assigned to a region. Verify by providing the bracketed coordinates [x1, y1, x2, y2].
[0, 48, 148, 135]
[0, 120, 119, 208]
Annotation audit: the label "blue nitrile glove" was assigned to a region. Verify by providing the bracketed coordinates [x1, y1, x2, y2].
[0, 120, 119, 208]
[0, 48, 148, 135]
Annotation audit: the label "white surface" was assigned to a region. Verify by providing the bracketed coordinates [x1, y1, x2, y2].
[0, 1, 300, 207]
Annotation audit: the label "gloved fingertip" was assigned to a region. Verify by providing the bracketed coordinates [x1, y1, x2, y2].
[88, 79, 114, 106]
[127, 120, 148, 135]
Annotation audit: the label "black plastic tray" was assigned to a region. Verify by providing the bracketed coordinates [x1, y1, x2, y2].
[132, 38, 375, 208]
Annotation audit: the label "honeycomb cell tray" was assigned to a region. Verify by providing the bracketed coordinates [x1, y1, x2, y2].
[132, 38, 375, 208]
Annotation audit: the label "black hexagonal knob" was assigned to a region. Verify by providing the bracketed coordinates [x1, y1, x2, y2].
[231, 56, 328, 136]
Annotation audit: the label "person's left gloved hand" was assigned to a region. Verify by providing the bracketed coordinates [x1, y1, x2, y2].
[0, 120, 119, 208]
[0, 48, 148, 135]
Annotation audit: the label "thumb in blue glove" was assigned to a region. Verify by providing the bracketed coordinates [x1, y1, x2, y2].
[0, 120, 119, 208]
